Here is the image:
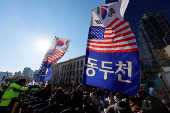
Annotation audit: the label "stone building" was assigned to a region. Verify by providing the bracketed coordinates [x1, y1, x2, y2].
[50, 55, 85, 85]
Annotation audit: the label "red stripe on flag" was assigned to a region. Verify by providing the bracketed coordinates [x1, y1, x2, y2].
[87, 42, 137, 48]
[104, 25, 130, 35]
[87, 48, 138, 53]
[110, 20, 128, 30]
[106, 18, 119, 28]
[104, 30, 133, 39]
[43, 49, 65, 64]
[88, 36, 136, 44]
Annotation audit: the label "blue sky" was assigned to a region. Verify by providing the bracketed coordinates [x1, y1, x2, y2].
[0, 0, 105, 74]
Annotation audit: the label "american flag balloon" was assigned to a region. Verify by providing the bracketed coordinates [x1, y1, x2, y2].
[38, 37, 71, 81]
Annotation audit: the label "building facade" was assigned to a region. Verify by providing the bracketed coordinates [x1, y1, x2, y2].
[138, 12, 170, 70]
[33, 70, 39, 75]
[0, 71, 13, 78]
[22, 67, 34, 77]
[13, 71, 22, 76]
[50, 55, 85, 85]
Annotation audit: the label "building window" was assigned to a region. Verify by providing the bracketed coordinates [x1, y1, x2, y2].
[70, 72, 71, 77]
[80, 78, 82, 83]
[77, 70, 79, 76]
[81, 60, 83, 67]
[70, 79, 72, 84]
[73, 71, 75, 76]
[65, 65, 66, 70]
[80, 70, 83, 75]
[68, 64, 69, 70]
[74, 62, 75, 68]
[70, 63, 72, 69]
[77, 61, 79, 68]
[62, 66, 64, 71]
[76, 78, 78, 84]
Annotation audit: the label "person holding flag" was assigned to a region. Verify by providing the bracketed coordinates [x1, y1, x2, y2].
[83, 0, 140, 95]
[0, 79, 28, 113]
[37, 36, 71, 82]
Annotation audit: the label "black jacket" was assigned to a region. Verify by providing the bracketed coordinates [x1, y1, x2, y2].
[142, 95, 170, 113]
[35, 88, 51, 101]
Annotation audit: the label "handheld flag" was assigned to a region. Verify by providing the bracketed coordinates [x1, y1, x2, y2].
[38, 37, 71, 81]
[31, 80, 35, 85]
[83, 0, 140, 95]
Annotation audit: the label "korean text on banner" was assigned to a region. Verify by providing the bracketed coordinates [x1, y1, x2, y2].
[83, 0, 140, 95]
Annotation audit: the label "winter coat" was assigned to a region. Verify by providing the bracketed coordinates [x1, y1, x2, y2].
[71, 90, 83, 109]
[142, 95, 170, 113]
[64, 90, 83, 109]
[82, 104, 98, 113]
[108, 96, 116, 105]
[35, 88, 51, 101]
[53, 89, 64, 104]
[90, 94, 96, 103]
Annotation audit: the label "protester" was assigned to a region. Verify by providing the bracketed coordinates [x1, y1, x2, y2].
[35, 84, 52, 101]
[90, 92, 96, 103]
[0, 79, 28, 113]
[149, 87, 157, 97]
[64, 85, 84, 109]
[108, 92, 116, 105]
[105, 101, 132, 113]
[82, 95, 98, 113]
[0, 81, 170, 113]
[52, 87, 65, 104]
[129, 97, 142, 113]
[161, 87, 167, 100]
[137, 90, 170, 113]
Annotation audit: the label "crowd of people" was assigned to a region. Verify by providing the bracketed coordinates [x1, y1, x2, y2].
[0, 79, 170, 113]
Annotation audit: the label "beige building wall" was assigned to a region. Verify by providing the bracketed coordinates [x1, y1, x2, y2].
[50, 55, 85, 85]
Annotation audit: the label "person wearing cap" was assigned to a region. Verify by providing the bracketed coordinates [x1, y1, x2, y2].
[0, 79, 28, 112]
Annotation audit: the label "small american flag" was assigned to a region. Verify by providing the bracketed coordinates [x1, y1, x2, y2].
[87, 17, 138, 53]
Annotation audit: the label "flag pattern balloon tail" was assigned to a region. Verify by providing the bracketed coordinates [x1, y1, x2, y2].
[83, 0, 140, 95]
[38, 36, 71, 81]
